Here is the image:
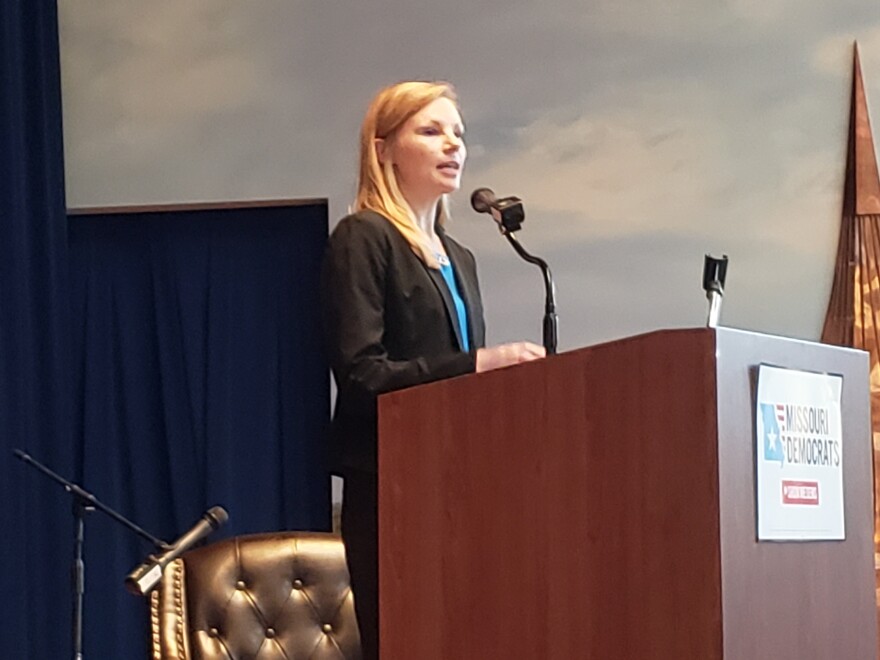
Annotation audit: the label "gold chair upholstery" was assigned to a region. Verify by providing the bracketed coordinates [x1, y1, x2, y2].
[150, 531, 361, 659]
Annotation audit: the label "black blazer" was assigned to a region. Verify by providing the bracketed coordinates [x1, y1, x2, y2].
[321, 210, 486, 473]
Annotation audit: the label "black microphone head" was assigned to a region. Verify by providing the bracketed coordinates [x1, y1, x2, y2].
[702, 254, 729, 291]
[205, 506, 229, 528]
[471, 187, 497, 214]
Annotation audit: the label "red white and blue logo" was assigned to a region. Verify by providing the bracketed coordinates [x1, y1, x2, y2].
[760, 402, 786, 465]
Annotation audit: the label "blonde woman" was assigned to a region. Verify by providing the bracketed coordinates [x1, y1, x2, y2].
[321, 81, 544, 658]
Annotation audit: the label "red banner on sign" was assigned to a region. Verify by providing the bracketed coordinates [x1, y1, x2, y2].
[781, 480, 820, 505]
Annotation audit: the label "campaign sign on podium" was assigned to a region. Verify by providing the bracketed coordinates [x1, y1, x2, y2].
[755, 364, 844, 541]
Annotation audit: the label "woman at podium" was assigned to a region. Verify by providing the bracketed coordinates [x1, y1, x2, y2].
[321, 80, 544, 659]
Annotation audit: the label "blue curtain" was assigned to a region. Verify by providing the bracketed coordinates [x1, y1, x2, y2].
[1, 0, 75, 658]
[1, 0, 331, 655]
[67, 204, 330, 658]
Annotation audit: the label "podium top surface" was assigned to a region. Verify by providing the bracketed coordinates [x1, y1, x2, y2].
[381, 326, 869, 405]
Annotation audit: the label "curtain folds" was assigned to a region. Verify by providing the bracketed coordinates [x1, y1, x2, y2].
[3, 1, 331, 654]
[1, 0, 74, 658]
[67, 204, 330, 658]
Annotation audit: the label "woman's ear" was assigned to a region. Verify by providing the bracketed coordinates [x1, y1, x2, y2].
[375, 138, 389, 165]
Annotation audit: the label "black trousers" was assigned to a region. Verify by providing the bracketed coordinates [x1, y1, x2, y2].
[341, 469, 378, 660]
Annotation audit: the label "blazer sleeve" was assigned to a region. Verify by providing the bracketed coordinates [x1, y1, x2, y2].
[321, 216, 477, 414]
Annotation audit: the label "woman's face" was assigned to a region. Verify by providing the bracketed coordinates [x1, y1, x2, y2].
[382, 97, 466, 206]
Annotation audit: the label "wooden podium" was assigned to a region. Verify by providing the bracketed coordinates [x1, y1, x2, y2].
[377, 328, 877, 659]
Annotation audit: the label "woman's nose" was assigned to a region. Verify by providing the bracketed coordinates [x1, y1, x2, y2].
[444, 133, 462, 151]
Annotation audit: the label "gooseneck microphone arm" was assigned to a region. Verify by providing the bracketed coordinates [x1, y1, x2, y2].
[471, 187, 558, 355]
[505, 233, 558, 355]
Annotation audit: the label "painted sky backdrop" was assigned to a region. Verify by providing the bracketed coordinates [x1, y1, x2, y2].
[58, 1, 880, 350]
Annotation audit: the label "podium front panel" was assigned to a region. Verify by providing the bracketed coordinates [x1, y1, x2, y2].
[377, 328, 877, 659]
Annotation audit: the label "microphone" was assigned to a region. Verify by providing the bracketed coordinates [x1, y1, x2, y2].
[470, 187, 497, 214]
[470, 187, 525, 233]
[125, 505, 228, 595]
[702, 254, 729, 328]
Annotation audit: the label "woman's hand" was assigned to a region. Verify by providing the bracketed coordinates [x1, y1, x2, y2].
[475, 342, 546, 373]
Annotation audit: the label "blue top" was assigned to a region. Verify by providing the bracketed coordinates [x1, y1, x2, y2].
[438, 259, 470, 352]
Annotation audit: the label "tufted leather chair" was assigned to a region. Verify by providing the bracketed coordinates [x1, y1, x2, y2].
[149, 531, 361, 659]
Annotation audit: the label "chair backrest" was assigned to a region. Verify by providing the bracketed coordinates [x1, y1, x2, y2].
[150, 531, 361, 659]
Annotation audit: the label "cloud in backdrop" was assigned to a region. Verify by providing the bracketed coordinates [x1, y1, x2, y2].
[59, 0, 880, 348]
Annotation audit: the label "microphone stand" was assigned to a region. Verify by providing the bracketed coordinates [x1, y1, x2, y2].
[504, 233, 558, 355]
[471, 189, 559, 354]
[12, 449, 170, 660]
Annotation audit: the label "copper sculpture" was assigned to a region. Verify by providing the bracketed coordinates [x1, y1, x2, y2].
[821, 43, 880, 583]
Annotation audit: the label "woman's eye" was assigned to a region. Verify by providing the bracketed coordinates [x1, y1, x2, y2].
[419, 127, 440, 136]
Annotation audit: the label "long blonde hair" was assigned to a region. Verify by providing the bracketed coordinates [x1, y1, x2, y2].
[355, 81, 459, 269]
